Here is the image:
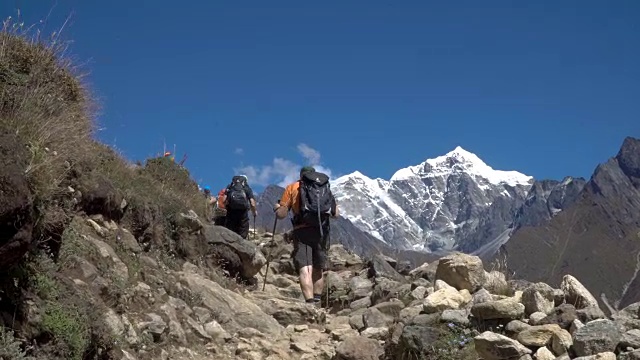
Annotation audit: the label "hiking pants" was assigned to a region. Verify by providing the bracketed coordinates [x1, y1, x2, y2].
[291, 225, 330, 272]
[225, 209, 250, 239]
[213, 215, 227, 226]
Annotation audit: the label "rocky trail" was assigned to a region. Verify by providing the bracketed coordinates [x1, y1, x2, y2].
[14, 208, 640, 360]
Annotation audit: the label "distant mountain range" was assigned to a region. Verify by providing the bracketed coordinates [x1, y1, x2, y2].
[330, 146, 585, 256]
[497, 136, 640, 310]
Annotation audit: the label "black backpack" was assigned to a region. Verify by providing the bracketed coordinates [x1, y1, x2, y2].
[296, 171, 334, 229]
[225, 176, 249, 210]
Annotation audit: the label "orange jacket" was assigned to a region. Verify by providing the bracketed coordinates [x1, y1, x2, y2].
[217, 189, 227, 209]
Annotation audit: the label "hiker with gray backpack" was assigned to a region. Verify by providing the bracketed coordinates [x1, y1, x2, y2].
[273, 166, 339, 307]
[223, 175, 257, 239]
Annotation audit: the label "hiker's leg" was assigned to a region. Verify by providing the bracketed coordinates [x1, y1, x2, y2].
[312, 228, 328, 297]
[239, 212, 250, 239]
[292, 233, 315, 301]
[299, 265, 314, 300]
[226, 210, 241, 236]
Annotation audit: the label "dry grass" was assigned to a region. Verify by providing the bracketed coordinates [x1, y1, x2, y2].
[0, 17, 96, 201]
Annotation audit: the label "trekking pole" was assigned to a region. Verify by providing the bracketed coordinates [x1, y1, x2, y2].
[262, 200, 279, 291]
[253, 214, 257, 240]
[326, 231, 331, 309]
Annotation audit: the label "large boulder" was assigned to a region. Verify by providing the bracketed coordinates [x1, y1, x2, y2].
[573, 319, 622, 357]
[435, 252, 486, 293]
[560, 275, 600, 310]
[203, 225, 267, 279]
[0, 131, 34, 269]
[177, 262, 284, 337]
[471, 297, 525, 321]
[334, 335, 384, 360]
[474, 331, 532, 360]
[393, 325, 447, 358]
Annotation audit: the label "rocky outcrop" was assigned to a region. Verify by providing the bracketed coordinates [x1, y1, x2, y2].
[513, 177, 586, 229]
[203, 225, 267, 279]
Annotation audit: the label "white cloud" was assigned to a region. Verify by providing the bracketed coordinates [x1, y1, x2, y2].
[297, 143, 321, 164]
[233, 143, 334, 187]
[234, 148, 244, 155]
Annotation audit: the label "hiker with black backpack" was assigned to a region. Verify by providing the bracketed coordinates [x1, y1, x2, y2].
[224, 175, 257, 239]
[274, 166, 338, 307]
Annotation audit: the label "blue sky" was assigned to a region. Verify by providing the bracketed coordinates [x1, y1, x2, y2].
[2, 0, 639, 193]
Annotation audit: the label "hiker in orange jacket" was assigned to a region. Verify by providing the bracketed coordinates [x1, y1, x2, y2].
[213, 188, 228, 226]
[274, 166, 338, 305]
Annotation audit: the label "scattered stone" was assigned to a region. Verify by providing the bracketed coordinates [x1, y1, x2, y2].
[474, 331, 532, 359]
[471, 297, 525, 320]
[516, 324, 562, 347]
[435, 252, 486, 293]
[334, 336, 384, 360]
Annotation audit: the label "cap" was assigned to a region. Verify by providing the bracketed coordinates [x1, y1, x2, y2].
[203, 185, 211, 191]
[300, 166, 315, 177]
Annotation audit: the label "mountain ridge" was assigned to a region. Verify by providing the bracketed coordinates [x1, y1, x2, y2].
[330, 145, 537, 254]
[496, 136, 640, 310]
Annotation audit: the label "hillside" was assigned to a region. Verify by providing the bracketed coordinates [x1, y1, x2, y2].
[498, 136, 640, 311]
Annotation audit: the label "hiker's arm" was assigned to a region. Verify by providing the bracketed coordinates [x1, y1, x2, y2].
[330, 193, 339, 218]
[275, 187, 291, 219]
[250, 198, 257, 212]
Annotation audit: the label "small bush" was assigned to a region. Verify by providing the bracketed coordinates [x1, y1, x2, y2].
[40, 301, 90, 360]
[424, 323, 476, 360]
[0, 327, 32, 360]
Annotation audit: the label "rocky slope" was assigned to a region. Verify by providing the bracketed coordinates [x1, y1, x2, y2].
[7, 201, 639, 360]
[500, 136, 640, 311]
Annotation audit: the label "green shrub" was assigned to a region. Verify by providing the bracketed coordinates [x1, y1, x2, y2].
[40, 301, 90, 360]
[0, 327, 32, 360]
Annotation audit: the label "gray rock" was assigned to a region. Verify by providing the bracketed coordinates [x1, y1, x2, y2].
[471, 297, 525, 320]
[395, 325, 446, 358]
[349, 296, 371, 311]
[619, 349, 640, 360]
[367, 255, 406, 283]
[474, 331, 532, 359]
[522, 282, 556, 316]
[435, 253, 486, 292]
[620, 329, 640, 350]
[577, 306, 606, 323]
[362, 307, 392, 329]
[203, 225, 267, 279]
[349, 276, 373, 300]
[529, 311, 547, 325]
[573, 319, 622, 357]
[440, 309, 470, 327]
[334, 335, 384, 360]
[505, 320, 531, 335]
[539, 304, 578, 329]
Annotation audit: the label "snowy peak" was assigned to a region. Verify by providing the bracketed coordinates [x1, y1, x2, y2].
[391, 146, 533, 187]
[332, 145, 536, 252]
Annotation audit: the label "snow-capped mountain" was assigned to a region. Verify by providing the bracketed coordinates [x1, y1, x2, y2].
[331, 146, 536, 252]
